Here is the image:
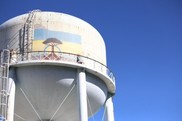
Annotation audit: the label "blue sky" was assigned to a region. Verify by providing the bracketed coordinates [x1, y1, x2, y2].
[1, 0, 182, 121]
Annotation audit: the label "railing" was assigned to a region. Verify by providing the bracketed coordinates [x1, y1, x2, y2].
[3, 51, 115, 83]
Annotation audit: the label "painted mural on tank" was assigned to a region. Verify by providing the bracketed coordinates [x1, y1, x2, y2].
[33, 28, 82, 55]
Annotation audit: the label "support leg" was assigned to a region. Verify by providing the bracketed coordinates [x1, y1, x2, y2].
[77, 68, 88, 121]
[7, 77, 15, 121]
[7, 68, 16, 121]
[105, 97, 115, 121]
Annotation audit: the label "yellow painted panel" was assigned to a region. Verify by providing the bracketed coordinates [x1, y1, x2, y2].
[32, 40, 82, 55]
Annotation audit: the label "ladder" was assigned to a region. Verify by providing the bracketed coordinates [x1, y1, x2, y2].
[20, 10, 41, 61]
[0, 49, 10, 121]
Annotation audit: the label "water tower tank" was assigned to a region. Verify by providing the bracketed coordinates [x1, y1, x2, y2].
[0, 11, 115, 121]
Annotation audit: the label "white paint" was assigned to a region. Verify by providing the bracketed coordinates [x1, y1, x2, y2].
[7, 78, 15, 121]
[77, 68, 88, 121]
[0, 11, 116, 121]
[105, 97, 115, 121]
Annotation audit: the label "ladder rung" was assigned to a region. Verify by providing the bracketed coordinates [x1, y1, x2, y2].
[0, 93, 8, 96]
[0, 103, 7, 106]
[0, 65, 5, 68]
[0, 77, 8, 79]
[0, 92, 7, 95]
[1, 90, 8, 92]
[1, 63, 9, 65]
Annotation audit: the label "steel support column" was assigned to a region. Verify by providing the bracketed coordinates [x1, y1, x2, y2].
[105, 97, 115, 121]
[77, 68, 88, 121]
[7, 68, 16, 121]
[7, 78, 15, 121]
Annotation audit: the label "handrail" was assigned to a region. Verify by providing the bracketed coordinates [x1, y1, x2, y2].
[1, 51, 115, 83]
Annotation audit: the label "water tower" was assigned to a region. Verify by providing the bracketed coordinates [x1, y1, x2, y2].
[0, 10, 115, 121]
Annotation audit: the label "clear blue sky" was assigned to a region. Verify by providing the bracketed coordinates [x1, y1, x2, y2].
[1, 0, 182, 121]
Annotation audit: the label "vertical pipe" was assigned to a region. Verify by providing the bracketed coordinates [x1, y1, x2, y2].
[105, 97, 115, 121]
[77, 68, 88, 121]
[6, 68, 16, 121]
[7, 78, 15, 121]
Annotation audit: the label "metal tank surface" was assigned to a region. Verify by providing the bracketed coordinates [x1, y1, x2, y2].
[0, 10, 115, 121]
